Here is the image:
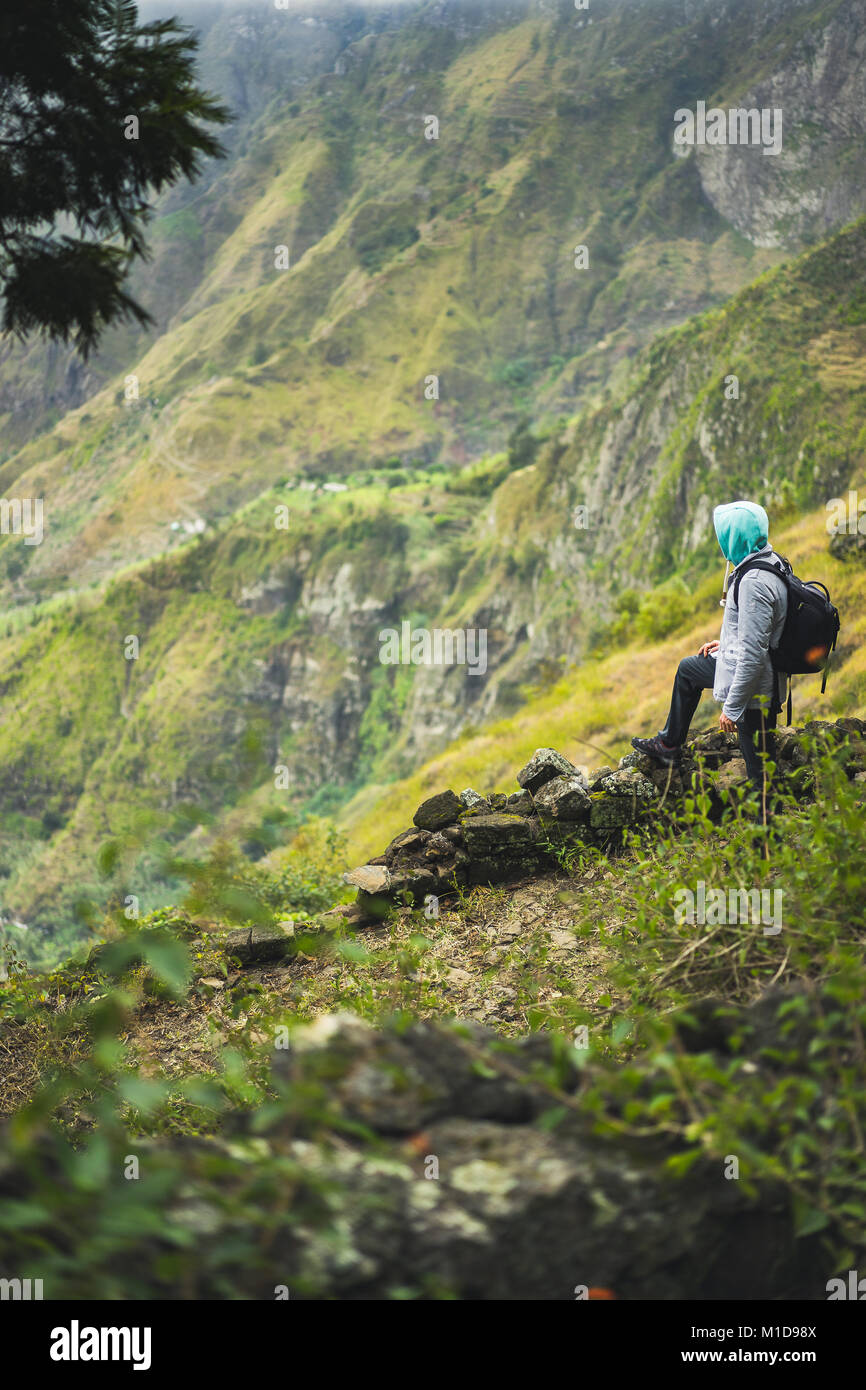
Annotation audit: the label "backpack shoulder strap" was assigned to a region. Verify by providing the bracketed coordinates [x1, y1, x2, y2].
[732, 557, 789, 608]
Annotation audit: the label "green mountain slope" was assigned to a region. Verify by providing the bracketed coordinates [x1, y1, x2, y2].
[3, 211, 865, 963]
[5, 0, 863, 600]
[2, 0, 866, 963]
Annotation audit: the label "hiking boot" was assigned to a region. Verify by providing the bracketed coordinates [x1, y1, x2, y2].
[631, 735, 683, 766]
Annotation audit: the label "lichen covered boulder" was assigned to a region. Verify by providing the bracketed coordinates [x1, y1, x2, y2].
[505, 789, 534, 815]
[414, 790, 463, 830]
[587, 766, 615, 791]
[424, 831, 454, 861]
[458, 813, 547, 882]
[460, 812, 538, 857]
[532, 774, 591, 821]
[387, 868, 443, 905]
[517, 748, 579, 794]
[385, 828, 432, 864]
[256, 1005, 830, 1300]
[590, 769, 657, 829]
[712, 757, 749, 796]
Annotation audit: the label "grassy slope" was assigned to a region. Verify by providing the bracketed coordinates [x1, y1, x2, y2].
[0, 483, 471, 958]
[1, 0, 863, 962]
[341, 494, 866, 863]
[0, 0, 807, 601]
[3, 214, 865, 963]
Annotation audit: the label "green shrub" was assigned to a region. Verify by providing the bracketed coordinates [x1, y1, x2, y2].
[634, 578, 692, 642]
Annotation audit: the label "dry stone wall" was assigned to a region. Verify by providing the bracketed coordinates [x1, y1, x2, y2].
[335, 719, 866, 926]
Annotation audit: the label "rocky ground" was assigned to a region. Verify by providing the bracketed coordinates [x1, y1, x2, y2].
[95, 716, 866, 1090]
[318, 717, 866, 929]
[2, 718, 865, 1298]
[218, 1001, 834, 1301]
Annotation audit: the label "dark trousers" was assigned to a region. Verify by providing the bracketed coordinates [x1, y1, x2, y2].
[660, 654, 777, 788]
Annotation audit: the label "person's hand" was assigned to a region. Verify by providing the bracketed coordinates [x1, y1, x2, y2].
[719, 712, 737, 734]
[699, 640, 720, 657]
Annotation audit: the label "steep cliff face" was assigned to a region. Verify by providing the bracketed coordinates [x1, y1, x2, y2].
[691, 0, 866, 247]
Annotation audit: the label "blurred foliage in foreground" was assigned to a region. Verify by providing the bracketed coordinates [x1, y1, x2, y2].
[0, 745, 865, 1296]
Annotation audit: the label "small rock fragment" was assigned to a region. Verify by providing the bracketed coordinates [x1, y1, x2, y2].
[425, 832, 454, 861]
[460, 788, 491, 812]
[414, 790, 463, 830]
[343, 864, 392, 894]
[386, 828, 431, 859]
[516, 748, 579, 794]
[533, 775, 591, 821]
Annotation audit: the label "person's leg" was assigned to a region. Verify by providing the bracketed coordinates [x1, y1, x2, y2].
[659, 654, 717, 748]
[737, 708, 775, 790]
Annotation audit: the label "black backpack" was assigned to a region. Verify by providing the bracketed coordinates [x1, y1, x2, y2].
[732, 556, 840, 723]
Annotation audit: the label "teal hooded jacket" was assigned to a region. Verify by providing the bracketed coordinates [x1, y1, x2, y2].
[711, 500, 788, 720]
[713, 500, 769, 566]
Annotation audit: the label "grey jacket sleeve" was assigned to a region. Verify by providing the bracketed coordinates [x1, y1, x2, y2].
[722, 574, 777, 722]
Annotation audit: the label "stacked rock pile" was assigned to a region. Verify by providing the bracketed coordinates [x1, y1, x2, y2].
[337, 746, 656, 925]
[336, 718, 866, 926]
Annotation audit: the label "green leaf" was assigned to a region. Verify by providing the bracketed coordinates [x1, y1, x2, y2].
[612, 1018, 634, 1045]
[665, 1149, 702, 1177]
[71, 1134, 112, 1191]
[792, 1196, 829, 1237]
[0, 1200, 51, 1230]
[93, 1037, 126, 1069]
[646, 1092, 676, 1114]
[535, 1106, 568, 1132]
[97, 839, 121, 877]
[118, 1076, 168, 1113]
[140, 935, 190, 994]
[470, 1059, 498, 1079]
[335, 940, 372, 963]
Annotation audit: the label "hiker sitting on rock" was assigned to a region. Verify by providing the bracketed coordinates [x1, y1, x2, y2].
[631, 500, 788, 790]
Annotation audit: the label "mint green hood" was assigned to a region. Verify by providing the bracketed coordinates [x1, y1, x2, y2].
[713, 500, 769, 566]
